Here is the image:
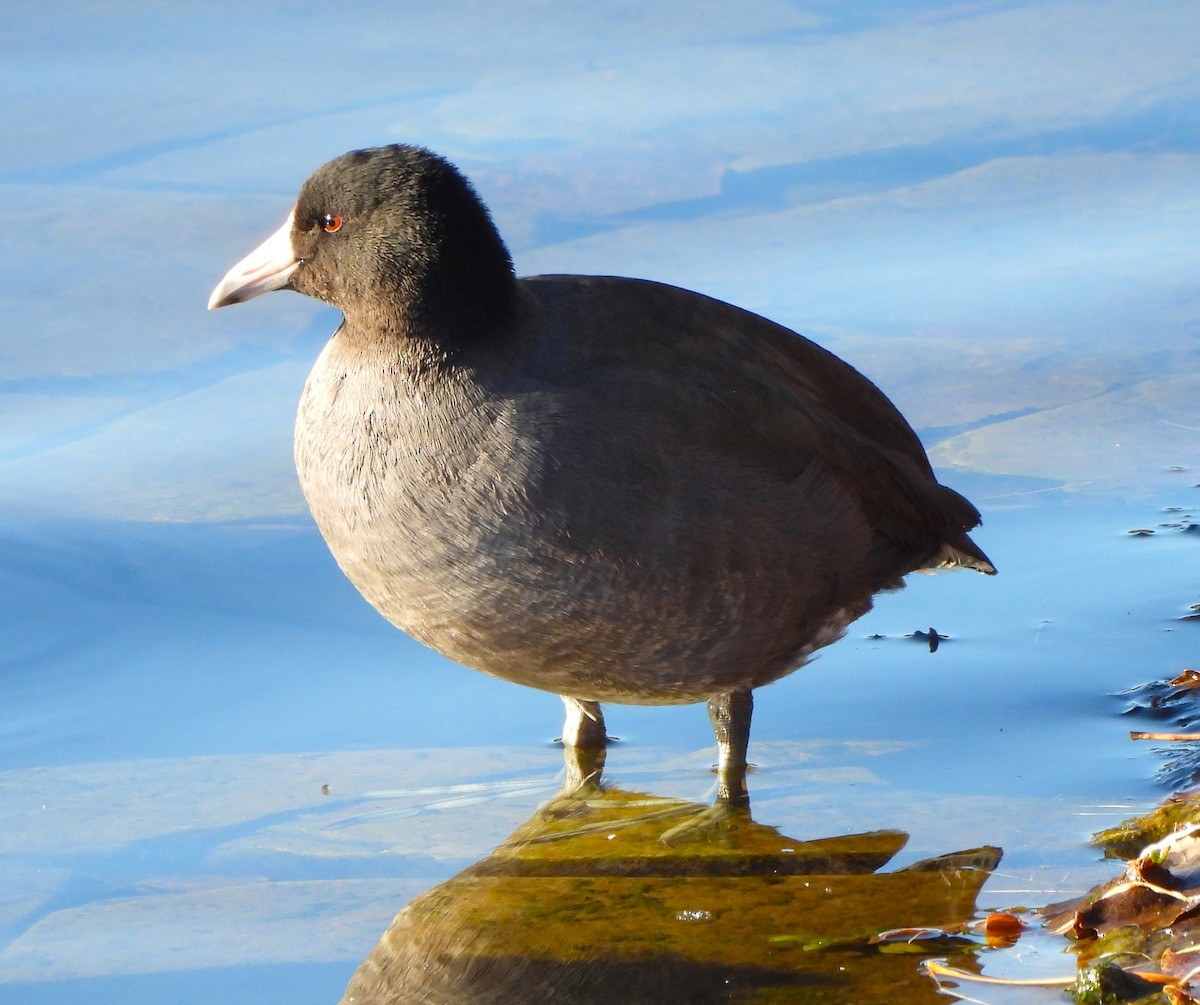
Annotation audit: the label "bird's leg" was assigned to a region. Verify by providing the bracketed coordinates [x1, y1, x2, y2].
[560, 696, 607, 749]
[708, 689, 753, 806]
[560, 697, 607, 793]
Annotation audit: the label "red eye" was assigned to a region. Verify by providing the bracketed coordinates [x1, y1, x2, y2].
[322, 214, 343, 233]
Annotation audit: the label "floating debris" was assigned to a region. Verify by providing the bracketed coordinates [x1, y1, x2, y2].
[907, 627, 947, 652]
[927, 803, 1200, 1003]
[1118, 672, 1200, 790]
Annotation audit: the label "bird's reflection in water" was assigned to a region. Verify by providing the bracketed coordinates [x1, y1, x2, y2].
[339, 748, 1000, 1005]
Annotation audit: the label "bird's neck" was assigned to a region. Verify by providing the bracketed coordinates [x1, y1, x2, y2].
[344, 258, 519, 361]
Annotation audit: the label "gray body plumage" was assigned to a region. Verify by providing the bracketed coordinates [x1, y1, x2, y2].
[294, 273, 987, 705]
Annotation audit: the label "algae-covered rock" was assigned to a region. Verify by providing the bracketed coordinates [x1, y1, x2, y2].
[1094, 797, 1200, 861]
[1071, 960, 1161, 1005]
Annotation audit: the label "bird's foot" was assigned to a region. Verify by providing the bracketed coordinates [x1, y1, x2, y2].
[658, 798, 753, 846]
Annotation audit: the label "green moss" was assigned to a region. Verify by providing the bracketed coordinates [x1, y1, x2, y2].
[1092, 796, 1200, 859]
[1071, 960, 1162, 1004]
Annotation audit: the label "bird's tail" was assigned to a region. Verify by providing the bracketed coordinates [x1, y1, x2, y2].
[930, 536, 996, 575]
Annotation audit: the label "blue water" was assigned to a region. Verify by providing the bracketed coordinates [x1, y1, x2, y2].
[2, 2, 1198, 1002]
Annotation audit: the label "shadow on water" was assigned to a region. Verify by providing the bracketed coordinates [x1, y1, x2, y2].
[339, 747, 1001, 1005]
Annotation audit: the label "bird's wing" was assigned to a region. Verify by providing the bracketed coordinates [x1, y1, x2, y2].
[518, 275, 993, 574]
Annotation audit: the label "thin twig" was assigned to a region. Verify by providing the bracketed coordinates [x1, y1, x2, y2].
[924, 960, 1076, 987]
[1131, 731, 1200, 742]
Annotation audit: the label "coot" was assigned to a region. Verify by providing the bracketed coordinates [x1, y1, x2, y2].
[209, 145, 994, 802]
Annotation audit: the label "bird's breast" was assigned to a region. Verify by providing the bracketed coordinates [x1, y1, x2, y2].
[293, 341, 544, 648]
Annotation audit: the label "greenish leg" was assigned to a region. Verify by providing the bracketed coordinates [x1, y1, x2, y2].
[708, 688, 753, 806]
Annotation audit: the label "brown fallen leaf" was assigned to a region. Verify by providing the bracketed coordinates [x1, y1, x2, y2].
[1075, 879, 1195, 936]
[1162, 945, 1200, 984]
[1166, 985, 1200, 1005]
